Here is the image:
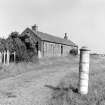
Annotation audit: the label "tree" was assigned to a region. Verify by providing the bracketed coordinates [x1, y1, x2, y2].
[0, 38, 6, 52]
[6, 37, 15, 53]
[6, 32, 29, 62]
[20, 35, 38, 59]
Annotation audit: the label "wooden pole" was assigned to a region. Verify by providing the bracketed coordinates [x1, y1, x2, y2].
[0, 52, 2, 64]
[6, 50, 10, 65]
[1, 52, 3, 64]
[3, 51, 6, 65]
[14, 52, 16, 62]
[78, 46, 90, 95]
[38, 50, 42, 58]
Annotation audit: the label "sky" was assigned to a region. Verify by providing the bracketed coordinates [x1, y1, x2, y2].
[0, 0, 105, 53]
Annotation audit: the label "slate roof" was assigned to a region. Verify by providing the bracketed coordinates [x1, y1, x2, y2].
[24, 28, 77, 46]
[37, 31, 77, 46]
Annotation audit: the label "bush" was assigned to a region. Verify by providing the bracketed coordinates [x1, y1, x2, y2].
[0, 38, 6, 52]
[70, 48, 78, 56]
[6, 32, 30, 62]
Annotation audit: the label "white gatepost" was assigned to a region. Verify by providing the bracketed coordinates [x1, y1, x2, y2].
[78, 46, 90, 95]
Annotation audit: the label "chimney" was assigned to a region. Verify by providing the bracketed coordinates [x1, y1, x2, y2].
[32, 24, 38, 32]
[64, 33, 68, 40]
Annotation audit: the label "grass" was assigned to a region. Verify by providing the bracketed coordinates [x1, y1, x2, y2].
[0, 55, 104, 105]
[0, 55, 78, 79]
[48, 55, 105, 105]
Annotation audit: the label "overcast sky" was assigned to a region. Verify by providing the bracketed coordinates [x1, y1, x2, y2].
[0, 0, 105, 53]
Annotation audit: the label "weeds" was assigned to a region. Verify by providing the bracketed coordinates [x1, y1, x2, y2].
[47, 56, 105, 105]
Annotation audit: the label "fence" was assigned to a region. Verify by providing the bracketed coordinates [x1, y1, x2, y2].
[0, 50, 16, 65]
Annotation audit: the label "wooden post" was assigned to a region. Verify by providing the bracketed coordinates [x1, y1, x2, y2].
[14, 52, 16, 62]
[3, 51, 6, 65]
[6, 50, 10, 65]
[1, 52, 3, 64]
[78, 46, 90, 95]
[38, 50, 42, 58]
[0, 52, 2, 64]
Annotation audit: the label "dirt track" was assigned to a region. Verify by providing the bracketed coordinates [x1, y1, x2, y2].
[0, 57, 78, 105]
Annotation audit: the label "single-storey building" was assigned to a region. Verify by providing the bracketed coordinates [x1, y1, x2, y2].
[20, 24, 78, 58]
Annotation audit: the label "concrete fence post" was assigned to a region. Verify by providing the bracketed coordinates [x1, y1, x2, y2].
[78, 46, 90, 95]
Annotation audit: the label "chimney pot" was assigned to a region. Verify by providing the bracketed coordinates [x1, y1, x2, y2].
[64, 33, 68, 40]
[32, 24, 38, 32]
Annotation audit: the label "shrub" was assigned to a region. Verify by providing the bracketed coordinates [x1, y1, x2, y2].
[0, 38, 6, 52]
[70, 48, 78, 56]
[6, 32, 30, 62]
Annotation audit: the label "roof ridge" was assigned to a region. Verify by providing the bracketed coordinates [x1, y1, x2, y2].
[26, 27, 77, 46]
[37, 31, 64, 40]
